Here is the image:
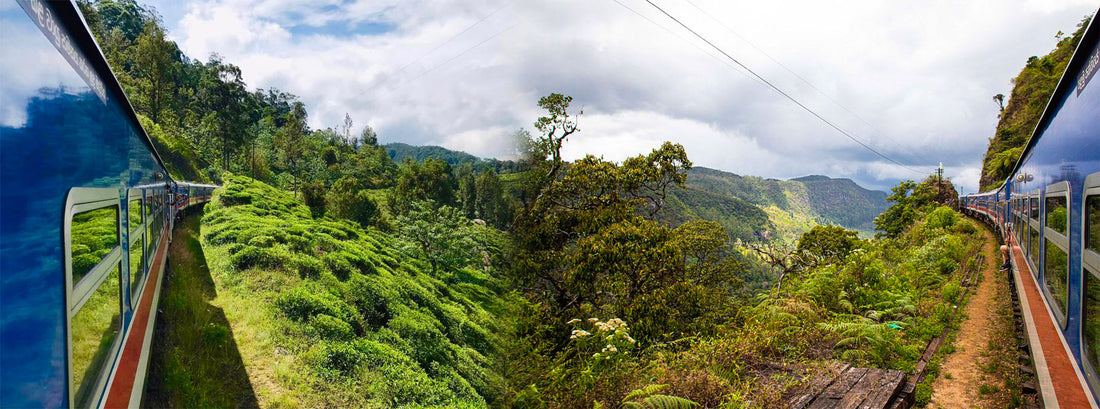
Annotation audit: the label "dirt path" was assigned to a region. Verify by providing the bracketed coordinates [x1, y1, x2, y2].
[929, 227, 1021, 408]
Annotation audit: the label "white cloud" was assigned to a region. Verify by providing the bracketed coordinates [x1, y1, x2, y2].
[160, 0, 1097, 191]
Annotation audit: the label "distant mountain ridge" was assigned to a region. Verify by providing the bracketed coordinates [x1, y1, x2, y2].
[684, 167, 887, 236]
[385, 143, 888, 238]
[790, 174, 889, 231]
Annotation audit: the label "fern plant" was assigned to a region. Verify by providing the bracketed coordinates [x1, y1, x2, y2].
[620, 385, 698, 409]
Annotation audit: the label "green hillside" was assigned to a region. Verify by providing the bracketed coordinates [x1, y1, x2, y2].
[377, 143, 890, 240]
[657, 186, 774, 242]
[385, 143, 524, 174]
[194, 175, 506, 407]
[791, 175, 888, 231]
[684, 167, 888, 237]
[979, 17, 1091, 191]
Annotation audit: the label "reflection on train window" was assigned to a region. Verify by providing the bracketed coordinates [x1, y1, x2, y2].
[129, 236, 143, 304]
[1030, 228, 1041, 270]
[145, 194, 154, 220]
[1087, 270, 1100, 381]
[1089, 195, 1100, 252]
[1047, 196, 1068, 235]
[71, 206, 119, 284]
[1031, 197, 1039, 219]
[71, 264, 121, 409]
[128, 199, 141, 232]
[1046, 239, 1069, 316]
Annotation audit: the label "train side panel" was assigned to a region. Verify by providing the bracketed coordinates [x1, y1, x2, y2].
[1, 1, 175, 407]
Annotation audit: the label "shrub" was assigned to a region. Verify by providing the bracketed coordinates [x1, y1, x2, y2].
[327, 177, 378, 227]
[221, 192, 251, 206]
[275, 285, 357, 324]
[230, 246, 290, 270]
[323, 252, 355, 280]
[953, 220, 977, 234]
[248, 235, 275, 248]
[295, 255, 324, 278]
[302, 180, 326, 218]
[389, 308, 450, 368]
[311, 342, 362, 376]
[348, 275, 393, 328]
[354, 339, 406, 368]
[926, 206, 958, 230]
[310, 314, 354, 340]
[942, 282, 963, 304]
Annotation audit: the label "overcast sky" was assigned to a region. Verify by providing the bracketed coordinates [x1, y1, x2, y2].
[142, 0, 1096, 193]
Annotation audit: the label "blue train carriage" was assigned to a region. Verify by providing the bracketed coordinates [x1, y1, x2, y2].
[963, 8, 1100, 407]
[1, 1, 212, 407]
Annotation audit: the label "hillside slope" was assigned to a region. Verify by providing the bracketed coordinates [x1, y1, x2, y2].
[685, 168, 887, 236]
[791, 175, 888, 231]
[196, 175, 506, 407]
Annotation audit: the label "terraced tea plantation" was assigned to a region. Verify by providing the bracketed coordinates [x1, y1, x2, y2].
[198, 175, 506, 407]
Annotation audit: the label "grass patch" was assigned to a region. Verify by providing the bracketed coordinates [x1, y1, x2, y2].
[143, 210, 259, 408]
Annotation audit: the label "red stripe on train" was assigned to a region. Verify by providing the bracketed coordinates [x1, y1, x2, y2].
[1006, 230, 1093, 407]
[102, 228, 169, 408]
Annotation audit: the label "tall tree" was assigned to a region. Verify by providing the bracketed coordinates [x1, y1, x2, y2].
[458, 163, 477, 219]
[391, 158, 457, 214]
[275, 102, 308, 196]
[342, 113, 353, 145]
[360, 125, 378, 147]
[475, 169, 503, 227]
[132, 22, 175, 123]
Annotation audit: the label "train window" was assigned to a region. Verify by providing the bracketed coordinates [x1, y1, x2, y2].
[1086, 182, 1100, 384]
[129, 234, 144, 306]
[65, 187, 125, 409]
[1046, 185, 1069, 236]
[1030, 197, 1039, 219]
[1045, 240, 1069, 318]
[70, 264, 121, 409]
[1087, 269, 1100, 388]
[70, 206, 119, 285]
[1030, 226, 1041, 271]
[128, 198, 141, 232]
[1089, 194, 1100, 252]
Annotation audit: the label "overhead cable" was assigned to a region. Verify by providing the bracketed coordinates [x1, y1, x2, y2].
[680, 0, 935, 166]
[642, 0, 926, 175]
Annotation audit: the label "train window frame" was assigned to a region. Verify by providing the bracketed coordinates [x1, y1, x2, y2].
[1029, 190, 1042, 275]
[64, 187, 124, 409]
[1043, 182, 1070, 327]
[1085, 172, 1100, 274]
[127, 188, 146, 309]
[1080, 172, 1100, 393]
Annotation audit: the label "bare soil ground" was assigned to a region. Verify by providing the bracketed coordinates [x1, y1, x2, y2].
[929, 227, 1025, 408]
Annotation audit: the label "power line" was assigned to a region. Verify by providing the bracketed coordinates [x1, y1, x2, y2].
[607, 0, 768, 89]
[392, 0, 515, 78]
[380, 23, 517, 96]
[641, 0, 925, 175]
[679, 0, 935, 166]
[362, 1, 514, 97]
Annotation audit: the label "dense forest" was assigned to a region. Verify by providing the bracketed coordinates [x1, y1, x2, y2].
[80, 0, 998, 407]
[979, 16, 1092, 191]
